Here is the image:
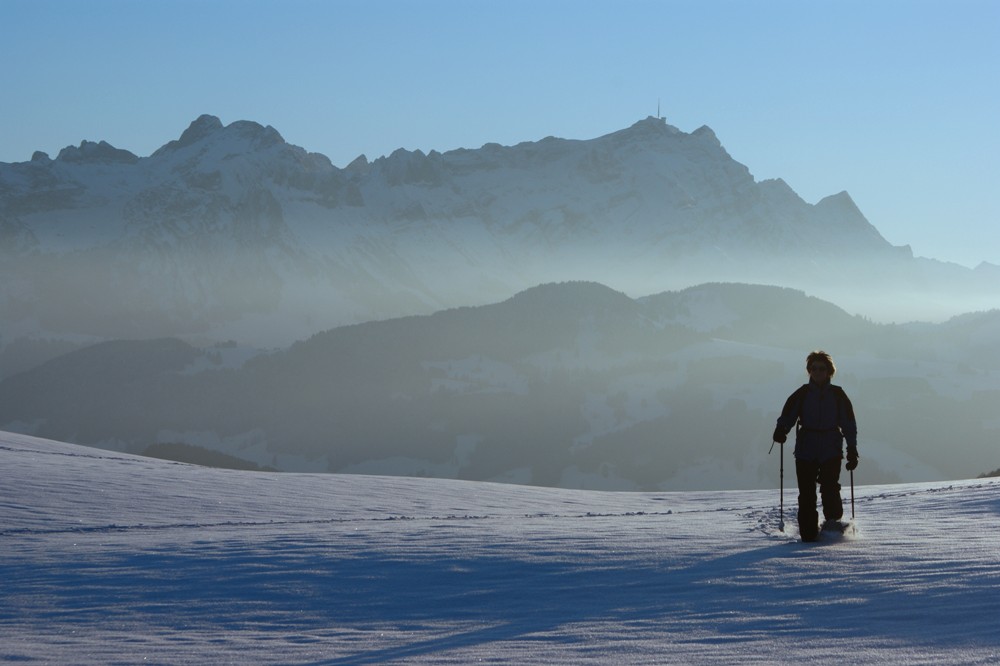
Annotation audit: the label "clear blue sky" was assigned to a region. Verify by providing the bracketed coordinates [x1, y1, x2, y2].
[2, 0, 998, 267]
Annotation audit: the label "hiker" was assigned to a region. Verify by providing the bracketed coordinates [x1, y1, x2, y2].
[772, 351, 858, 541]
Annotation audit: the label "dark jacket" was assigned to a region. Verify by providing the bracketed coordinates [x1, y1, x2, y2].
[775, 380, 858, 462]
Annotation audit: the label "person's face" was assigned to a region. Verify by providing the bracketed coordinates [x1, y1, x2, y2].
[809, 361, 830, 382]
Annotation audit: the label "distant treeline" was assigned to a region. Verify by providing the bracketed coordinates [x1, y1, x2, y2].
[143, 442, 278, 472]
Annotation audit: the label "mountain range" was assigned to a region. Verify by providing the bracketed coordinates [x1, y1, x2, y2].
[3, 116, 999, 490]
[2, 281, 997, 490]
[3, 114, 998, 356]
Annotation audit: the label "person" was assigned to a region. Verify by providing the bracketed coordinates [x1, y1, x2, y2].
[772, 351, 858, 542]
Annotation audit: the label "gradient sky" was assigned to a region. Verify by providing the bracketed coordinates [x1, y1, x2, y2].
[2, 0, 998, 268]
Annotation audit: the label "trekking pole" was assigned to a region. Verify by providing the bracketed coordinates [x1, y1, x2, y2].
[779, 441, 785, 531]
[850, 469, 855, 520]
[769, 439, 784, 531]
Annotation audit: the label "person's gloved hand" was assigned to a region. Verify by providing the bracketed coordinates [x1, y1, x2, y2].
[772, 428, 786, 444]
[846, 449, 859, 471]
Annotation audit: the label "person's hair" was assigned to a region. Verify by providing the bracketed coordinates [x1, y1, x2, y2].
[806, 350, 836, 377]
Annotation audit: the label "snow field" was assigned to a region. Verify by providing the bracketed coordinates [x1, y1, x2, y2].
[2, 431, 999, 664]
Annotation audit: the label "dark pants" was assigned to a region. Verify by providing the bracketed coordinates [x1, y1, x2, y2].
[795, 457, 843, 538]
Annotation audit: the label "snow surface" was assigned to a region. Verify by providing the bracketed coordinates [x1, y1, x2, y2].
[2, 430, 999, 665]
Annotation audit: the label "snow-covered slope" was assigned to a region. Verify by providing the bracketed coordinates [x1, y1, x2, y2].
[2, 431, 998, 664]
[3, 115, 996, 348]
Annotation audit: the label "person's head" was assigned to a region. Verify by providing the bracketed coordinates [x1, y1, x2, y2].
[806, 350, 836, 380]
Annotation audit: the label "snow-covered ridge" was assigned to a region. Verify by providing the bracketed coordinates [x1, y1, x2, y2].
[3, 431, 998, 664]
[3, 114, 995, 347]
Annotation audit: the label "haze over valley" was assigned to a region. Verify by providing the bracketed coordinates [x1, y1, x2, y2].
[1, 280, 998, 491]
[2, 117, 998, 490]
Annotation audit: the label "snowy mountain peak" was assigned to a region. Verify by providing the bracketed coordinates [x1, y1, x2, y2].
[602, 116, 681, 145]
[691, 124, 721, 145]
[812, 190, 889, 245]
[629, 115, 675, 132]
[603, 117, 724, 151]
[226, 119, 285, 148]
[164, 114, 225, 152]
[55, 140, 139, 165]
[150, 115, 286, 159]
[345, 153, 370, 172]
[816, 190, 860, 214]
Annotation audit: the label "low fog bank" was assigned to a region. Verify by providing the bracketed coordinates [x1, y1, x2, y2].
[1, 281, 997, 492]
[3, 237, 999, 356]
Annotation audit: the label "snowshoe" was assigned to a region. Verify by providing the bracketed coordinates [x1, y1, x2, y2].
[821, 519, 849, 534]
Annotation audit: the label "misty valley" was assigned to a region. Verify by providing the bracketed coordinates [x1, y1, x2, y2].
[2, 116, 998, 491]
[2, 281, 997, 491]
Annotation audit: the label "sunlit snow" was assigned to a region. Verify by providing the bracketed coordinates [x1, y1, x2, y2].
[2, 431, 998, 664]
